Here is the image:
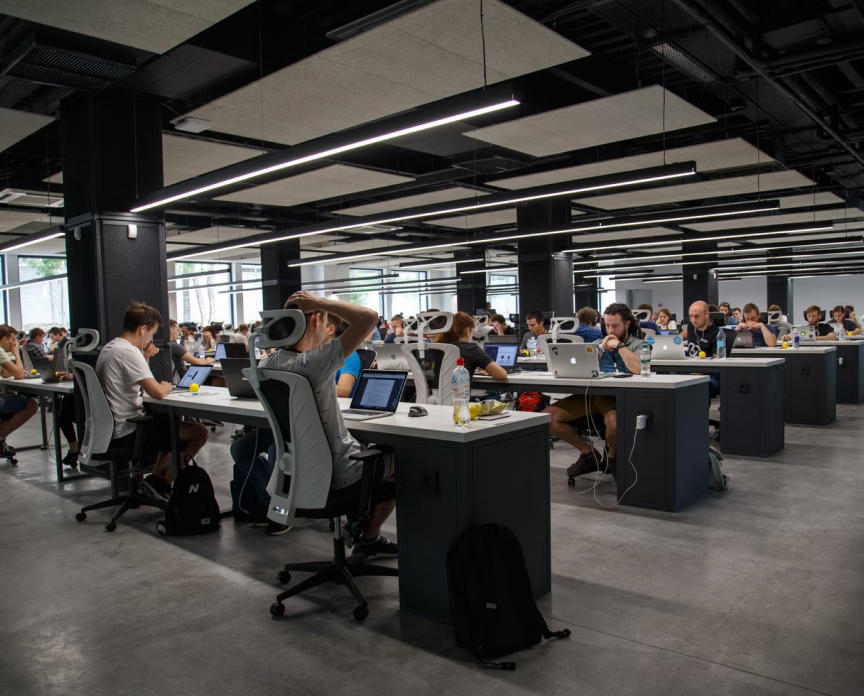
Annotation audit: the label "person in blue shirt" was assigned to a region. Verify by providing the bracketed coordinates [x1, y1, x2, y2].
[719, 302, 737, 326]
[637, 303, 662, 334]
[576, 307, 602, 342]
[383, 315, 404, 344]
[739, 303, 778, 347]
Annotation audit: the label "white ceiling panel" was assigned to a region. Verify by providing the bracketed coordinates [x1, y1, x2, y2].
[772, 192, 845, 209]
[213, 164, 414, 208]
[335, 186, 489, 217]
[0, 0, 255, 54]
[185, 0, 588, 145]
[426, 209, 517, 229]
[488, 138, 773, 190]
[683, 207, 864, 232]
[162, 134, 264, 186]
[569, 226, 678, 245]
[0, 107, 54, 154]
[573, 171, 813, 210]
[167, 226, 264, 245]
[0, 210, 62, 234]
[463, 86, 716, 157]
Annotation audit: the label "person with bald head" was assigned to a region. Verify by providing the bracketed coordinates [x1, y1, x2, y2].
[679, 300, 721, 400]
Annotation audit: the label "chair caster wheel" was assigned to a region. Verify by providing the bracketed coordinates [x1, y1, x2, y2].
[270, 602, 285, 617]
[76, 512, 86, 522]
[211, 426, 217, 432]
[713, 431, 721, 441]
[567, 477, 575, 487]
[353, 606, 369, 622]
[277, 571, 291, 584]
[105, 522, 116, 532]
[9, 458, 17, 466]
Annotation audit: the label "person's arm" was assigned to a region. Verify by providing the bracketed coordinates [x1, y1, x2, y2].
[336, 373, 357, 398]
[483, 362, 508, 380]
[616, 345, 643, 373]
[183, 351, 215, 365]
[851, 311, 861, 327]
[816, 327, 836, 341]
[756, 323, 777, 347]
[287, 291, 376, 359]
[138, 377, 173, 398]
[3, 344, 25, 379]
[849, 321, 862, 336]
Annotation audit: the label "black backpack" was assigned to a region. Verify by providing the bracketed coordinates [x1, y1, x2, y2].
[447, 524, 570, 669]
[157, 461, 221, 536]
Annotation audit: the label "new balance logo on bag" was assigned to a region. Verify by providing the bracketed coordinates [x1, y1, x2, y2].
[157, 460, 221, 537]
[189, 484, 199, 493]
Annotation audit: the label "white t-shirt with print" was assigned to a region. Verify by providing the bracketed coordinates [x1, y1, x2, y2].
[96, 337, 154, 439]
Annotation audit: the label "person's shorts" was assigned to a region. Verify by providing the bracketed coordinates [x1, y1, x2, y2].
[550, 394, 616, 421]
[109, 412, 174, 455]
[0, 395, 32, 415]
[332, 449, 395, 507]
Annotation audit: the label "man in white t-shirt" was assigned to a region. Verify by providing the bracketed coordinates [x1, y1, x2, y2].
[96, 302, 209, 502]
[233, 324, 250, 346]
[260, 292, 396, 560]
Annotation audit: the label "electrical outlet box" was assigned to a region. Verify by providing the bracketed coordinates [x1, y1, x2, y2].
[636, 415, 648, 430]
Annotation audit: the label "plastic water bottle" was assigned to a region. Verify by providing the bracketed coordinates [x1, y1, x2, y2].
[838, 325, 846, 341]
[717, 328, 727, 360]
[528, 336, 539, 355]
[452, 358, 471, 429]
[640, 343, 652, 378]
[794, 334, 800, 350]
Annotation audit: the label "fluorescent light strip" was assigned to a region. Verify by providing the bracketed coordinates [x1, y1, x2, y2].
[642, 278, 681, 284]
[168, 279, 273, 292]
[717, 261, 864, 276]
[299, 273, 399, 286]
[320, 278, 461, 294]
[460, 266, 519, 274]
[288, 202, 781, 268]
[398, 257, 485, 270]
[0, 274, 67, 291]
[131, 100, 520, 213]
[0, 231, 65, 253]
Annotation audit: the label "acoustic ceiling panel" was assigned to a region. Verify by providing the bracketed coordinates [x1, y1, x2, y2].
[213, 164, 414, 208]
[0, 0, 255, 54]
[573, 171, 813, 210]
[0, 107, 54, 154]
[773, 192, 845, 209]
[463, 86, 716, 157]
[426, 208, 517, 229]
[0, 210, 62, 233]
[185, 0, 588, 145]
[488, 138, 773, 190]
[167, 226, 267, 245]
[335, 186, 489, 217]
[570, 227, 678, 245]
[162, 134, 264, 186]
[683, 207, 864, 232]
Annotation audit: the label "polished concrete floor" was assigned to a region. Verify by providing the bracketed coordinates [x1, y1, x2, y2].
[2, 406, 863, 696]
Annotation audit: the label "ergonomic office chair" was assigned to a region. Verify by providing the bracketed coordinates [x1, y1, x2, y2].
[71, 352, 165, 532]
[400, 311, 458, 406]
[537, 319, 585, 356]
[355, 348, 377, 370]
[244, 309, 397, 622]
[802, 309, 827, 321]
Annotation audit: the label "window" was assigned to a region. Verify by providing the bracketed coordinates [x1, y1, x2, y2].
[172, 261, 232, 327]
[348, 268, 383, 315]
[18, 256, 68, 333]
[241, 264, 263, 325]
[388, 270, 427, 318]
[488, 273, 518, 320]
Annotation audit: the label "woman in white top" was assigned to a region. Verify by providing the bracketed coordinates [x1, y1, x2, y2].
[656, 308, 677, 331]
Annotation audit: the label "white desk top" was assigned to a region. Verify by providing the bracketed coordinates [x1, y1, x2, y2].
[474, 372, 708, 390]
[0, 376, 75, 393]
[740, 346, 837, 355]
[517, 356, 783, 368]
[810, 340, 864, 347]
[143, 388, 549, 443]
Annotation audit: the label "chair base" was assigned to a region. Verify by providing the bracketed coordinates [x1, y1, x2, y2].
[270, 525, 398, 622]
[75, 474, 166, 532]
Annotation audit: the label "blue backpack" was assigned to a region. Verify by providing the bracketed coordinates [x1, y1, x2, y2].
[230, 454, 275, 522]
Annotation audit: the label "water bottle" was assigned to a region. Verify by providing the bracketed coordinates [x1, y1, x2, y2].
[717, 328, 727, 360]
[452, 357, 471, 429]
[640, 343, 652, 378]
[838, 325, 846, 341]
[528, 336, 538, 355]
[794, 334, 800, 350]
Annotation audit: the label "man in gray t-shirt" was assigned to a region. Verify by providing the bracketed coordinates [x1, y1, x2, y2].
[261, 292, 398, 561]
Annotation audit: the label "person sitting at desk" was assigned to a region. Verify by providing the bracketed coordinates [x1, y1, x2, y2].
[576, 307, 603, 342]
[433, 312, 508, 383]
[780, 305, 836, 341]
[831, 305, 861, 336]
[168, 320, 214, 381]
[738, 303, 778, 346]
[732, 307, 742, 323]
[678, 301, 720, 401]
[520, 310, 548, 350]
[719, 302, 736, 327]
[656, 308, 677, 331]
[637, 303, 661, 334]
[767, 304, 792, 338]
[233, 324, 250, 347]
[490, 314, 516, 336]
[383, 315, 404, 344]
[96, 303, 209, 503]
[260, 292, 397, 559]
[0, 324, 39, 459]
[543, 304, 647, 480]
[845, 305, 860, 329]
[23, 327, 47, 363]
[331, 317, 363, 398]
[48, 326, 70, 354]
[200, 326, 216, 352]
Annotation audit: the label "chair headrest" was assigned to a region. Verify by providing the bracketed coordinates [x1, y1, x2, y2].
[633, 309, 651, 322]
[767, 310, 782, 324]
[473, 315, 490, 326]
[255, 309, 307, 349]
[16, 331, 24, 342]
[70, 329, 100, 353]
[416, 311, 453, 334]
[550, 317, 579, 333]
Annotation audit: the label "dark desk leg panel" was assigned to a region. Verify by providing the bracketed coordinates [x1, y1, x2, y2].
[781, 353, 836, 425]
[835, 343, 864, 404]
[720, 365, 785, 457]
[821, 351, 837, 422]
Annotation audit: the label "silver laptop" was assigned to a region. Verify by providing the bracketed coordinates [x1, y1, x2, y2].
[341, 370, 408, 421]
[791, 325, 817, 342]
[175, 364, 213, 391]
[545, 343, 612, 379]
[374, 346, 409, 370]
[647, 334, 687, 359]
[734, 331, 754, 349]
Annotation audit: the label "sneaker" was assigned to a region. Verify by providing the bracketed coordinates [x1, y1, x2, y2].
[62, 450, 80, 469]
[251, 514, 269, 528]
[566, 450, 604, 479]
[140, 474, 171, 502]
[0, 440, 17, 458]
[265, 521, 294, 536]
[607, 456, 617, 476]
[349, 535, 398, 561]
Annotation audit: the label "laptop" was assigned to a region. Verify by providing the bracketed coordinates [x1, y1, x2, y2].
[214, 343, 227, 361]
[32, 355, 60, 383]
[734, 331, 754, 349]
[658, 329, 678, 336]
[545, 343, 612, 379]
[374, 346, 409, 370]
[486, 334, 519, 344]
[175, 364, 213, 391]
[484, 343, 520, 373]
[341, 370, 408, 421]
[221, 358, 257, 399]
[184, 341, 200, 354]
[791, 325, 817, 342]
[222, 342, 247, 358]
[647, 334, 687, 360]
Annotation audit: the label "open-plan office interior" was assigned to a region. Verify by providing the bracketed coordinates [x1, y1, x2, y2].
[2, 1, 864, 694]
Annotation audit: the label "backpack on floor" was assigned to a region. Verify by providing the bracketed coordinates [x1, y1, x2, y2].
[447, 524, 570, 670]
[709, 445, 728, 493]
[514, 392, 550, 413]
[230, 454, 274, 522]
[157, 460, 221, 536]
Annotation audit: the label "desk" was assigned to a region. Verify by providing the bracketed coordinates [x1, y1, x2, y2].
[473, 372, 710, 512]
[810, 340, 864, 404]
[144, 389, 551, 623]
[734, 346, 836, 425]
[0, 376, 78, 482]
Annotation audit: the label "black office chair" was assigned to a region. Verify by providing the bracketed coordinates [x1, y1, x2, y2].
[356, 348, 376, 370]
[802, 309, 827, 321]
[565, 416, 608, 487]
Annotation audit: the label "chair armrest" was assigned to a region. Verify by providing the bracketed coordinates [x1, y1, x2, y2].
[128, 414, 155, 463]
[127, 414, 155, 424]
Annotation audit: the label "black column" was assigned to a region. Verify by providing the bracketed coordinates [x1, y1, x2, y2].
[574, 277, 600, 312]
[767, 250, 792, 314]
[61, 92, 170, 378]
[517, 199, 574, 318]
[682, 236, 718, 310]
[262, 239, 302, 310]
[456, 251, 487, 314]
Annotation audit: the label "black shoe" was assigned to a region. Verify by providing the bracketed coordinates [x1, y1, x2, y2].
[607, 456, 617, 476]
[265, 520, 293, 536]
[0, 440, 17, 458]
[62, 450, 80, 469]
[251, 514, 269, 528]
[566, 451, 603, 479]
[341, 519, 367, 549]
[231, 427, 247, 441]
[140, 474, 171, 502]
[349, 535, 398, 561]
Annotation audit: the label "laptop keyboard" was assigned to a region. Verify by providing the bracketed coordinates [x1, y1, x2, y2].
[343, 409, 381, 415]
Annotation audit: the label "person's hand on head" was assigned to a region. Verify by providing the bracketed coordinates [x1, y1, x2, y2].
[143, 342, 159, 358]
[286, 291, 321, 313]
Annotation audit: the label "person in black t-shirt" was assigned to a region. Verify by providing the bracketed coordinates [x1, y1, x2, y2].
[433, 312, 508, 383]
[780, 305, 836, 341]
[679, 301, 719, 357]
[168, 320, 214, 380]
[831, 305, 861, 336]
[490, 314, 516, 336]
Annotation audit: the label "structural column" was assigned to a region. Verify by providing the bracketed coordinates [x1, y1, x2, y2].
[455, 251, 487, 314]
[261, 239, 302, 310]
[516, 199, 574, 320]
[682, 236, 718, 310]
[574, 277, 600, 312]
[766, 250, 792, 315]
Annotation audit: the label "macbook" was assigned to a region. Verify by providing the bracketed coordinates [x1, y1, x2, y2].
[791, 325, 817, 342]
[374, 347, 408, 370]
[214, 343, 227, 361]
[734, 331, 754, 349]
[32, 355, 60, 383]
[175, 364, 213, 391]
[545, 343, 612, 379]
[484, 344, 520, 373]
[647, 334, 687, 360]
[221, 358, 257, 399]
[341, 370, 408, 421]
[222, 342, 247, 358]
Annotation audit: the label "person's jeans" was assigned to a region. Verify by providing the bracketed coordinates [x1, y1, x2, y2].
[230, 427, 276, 467]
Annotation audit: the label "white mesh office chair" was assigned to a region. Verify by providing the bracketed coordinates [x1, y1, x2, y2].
[245, 310, 397, 622]
[633, 309, 651, 322]
[400, 311, 459, 406]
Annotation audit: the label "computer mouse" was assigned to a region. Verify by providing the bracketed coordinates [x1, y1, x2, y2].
[408, 406, 428, 417]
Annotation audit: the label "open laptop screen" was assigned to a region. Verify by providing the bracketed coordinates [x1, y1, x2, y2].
[484, 344, 518, 367]
[214, 343, 226, 361]
[178, 364, 212, 388]
[350, 371, 406, 412]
